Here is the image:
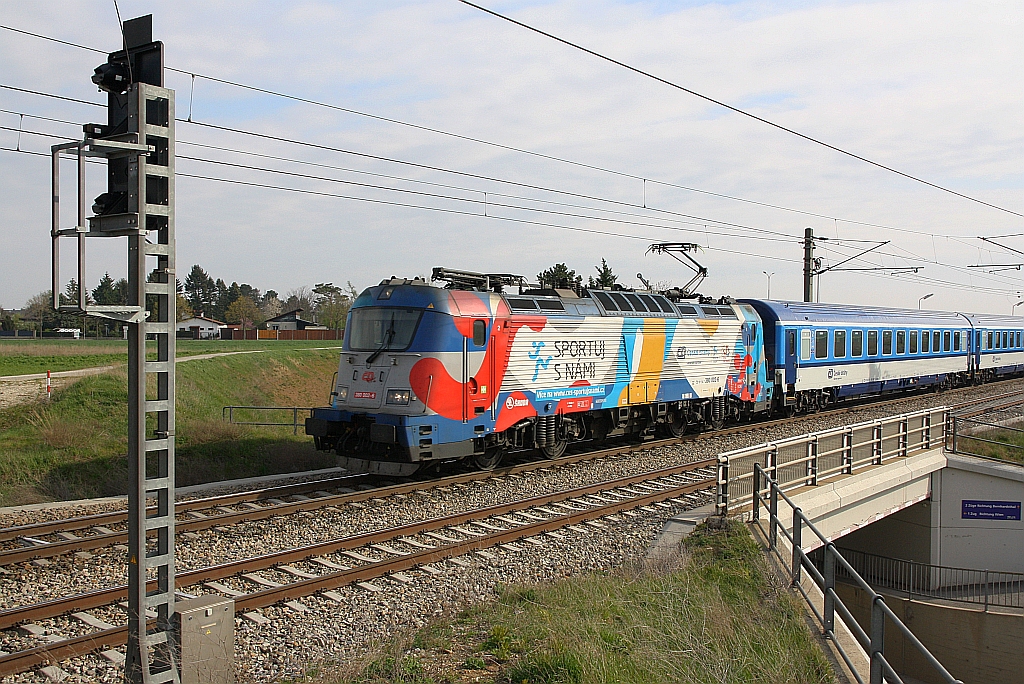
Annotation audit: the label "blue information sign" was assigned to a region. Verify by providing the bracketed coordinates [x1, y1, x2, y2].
[961, 500, 1022, 521]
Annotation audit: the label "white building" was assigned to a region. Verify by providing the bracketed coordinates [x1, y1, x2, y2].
[177, 315, 224, 339]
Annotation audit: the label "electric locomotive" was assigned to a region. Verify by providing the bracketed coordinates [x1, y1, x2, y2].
[306, 268, 771, 475]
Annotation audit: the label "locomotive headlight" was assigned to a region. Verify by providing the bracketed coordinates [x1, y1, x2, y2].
[386, 389, 411, 405]
[336, 386, 349, 402]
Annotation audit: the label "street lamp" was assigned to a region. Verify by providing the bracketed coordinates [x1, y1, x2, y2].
[918, 293, 934, 310]
[763, 271, 774, 299]
[1012, 301, 1024, 316]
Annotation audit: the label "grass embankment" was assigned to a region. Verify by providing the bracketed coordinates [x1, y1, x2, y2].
[962, 428, 1024, 464]
[0, 346, 343, 505]
[0, 339, 343, 376]
[329, 519, 834, 684]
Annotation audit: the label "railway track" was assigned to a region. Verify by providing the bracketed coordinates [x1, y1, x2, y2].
[0, 460, 717, 676]
[0, 379, 1018, 679]
[1, 381, 1018, 567]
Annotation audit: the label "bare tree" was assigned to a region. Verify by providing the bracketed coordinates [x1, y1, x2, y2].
[23, 291, 52, 337]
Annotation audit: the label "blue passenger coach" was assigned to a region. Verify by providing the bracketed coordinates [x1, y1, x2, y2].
[741, 301, 975, 412]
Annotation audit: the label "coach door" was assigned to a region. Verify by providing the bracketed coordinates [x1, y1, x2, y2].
[784, 328, 797, 385]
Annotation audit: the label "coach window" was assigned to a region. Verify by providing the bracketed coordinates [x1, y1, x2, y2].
[954, 331, 961, 351]
[834, 330, 847, 358]
[1018, 331, 1021, 347]
[996, 332, 1001, 349]
[1003, 331, 1009, 348]
[472, 320, 487, 347]
[868, 330, 878, 356]
[852, 330, 863, 356]
[909, 330, 918, 354]
[882, 330, 893, 355]
[932, 330, 940, 352]
[815, 330, 829, 359]
[922, 330, 930, 353]
[800, 330, 812, 361]
[896, 330, 906, 354]
[943, 331, 951, 352]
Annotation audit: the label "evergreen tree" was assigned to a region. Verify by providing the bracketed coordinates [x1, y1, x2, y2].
[537, 264, 582, 290]
[212, 279, 229, 320]
[184, 265, 216, 316]
[92, 272, 118, 304]
[587, 259, 618, 288]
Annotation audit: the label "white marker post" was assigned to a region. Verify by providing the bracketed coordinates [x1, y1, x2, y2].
[46, 370, 51, 401]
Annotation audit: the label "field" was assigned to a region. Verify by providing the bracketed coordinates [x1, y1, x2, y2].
[0, 338, 343, 376]
[328, 519, 833, 684]
[0, 344, 344, 505]
[957, 427, 1024, 464]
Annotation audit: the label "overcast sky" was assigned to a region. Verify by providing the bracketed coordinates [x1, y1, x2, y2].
[1, 0, 1022, 314]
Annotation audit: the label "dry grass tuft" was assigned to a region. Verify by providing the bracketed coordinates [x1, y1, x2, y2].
[26, 410, 92, 449]
[179, 418, 245, 445]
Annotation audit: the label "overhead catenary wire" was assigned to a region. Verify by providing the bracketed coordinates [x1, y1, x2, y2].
[456, 0, 1023, 220]
[0, 23, 1013, 237]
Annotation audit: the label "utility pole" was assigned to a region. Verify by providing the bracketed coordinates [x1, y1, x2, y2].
[52, 15, 180, 683]
[803, 227, 815, 302]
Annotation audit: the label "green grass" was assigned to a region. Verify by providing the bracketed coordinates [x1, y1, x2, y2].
[0, 338, 343, 376]
[0, 347, 344, 505]
[959, 428, 1024, 464]
[328, 519, 835, 684]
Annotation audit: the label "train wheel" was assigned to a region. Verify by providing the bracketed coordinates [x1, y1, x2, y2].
[474, 447, 505, 471]
[540, 439, 567, 459]
[660, 412, 687, 438]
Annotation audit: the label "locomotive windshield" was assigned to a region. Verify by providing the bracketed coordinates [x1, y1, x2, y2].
[348, 307, 423, 351]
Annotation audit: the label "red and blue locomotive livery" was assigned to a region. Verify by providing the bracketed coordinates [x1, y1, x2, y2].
[306, 270, 770, 475]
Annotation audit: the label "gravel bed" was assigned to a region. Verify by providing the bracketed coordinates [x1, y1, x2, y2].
[0, 379, 1021, 680]
[0, 488, 715, 683]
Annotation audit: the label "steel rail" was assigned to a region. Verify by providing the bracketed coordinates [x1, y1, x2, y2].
[1, 380, 1016, 559]
[0, 459, 715, 630]
[0, 467, 713, 676]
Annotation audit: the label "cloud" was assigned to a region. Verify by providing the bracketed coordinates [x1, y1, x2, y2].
[0, 0, 1021, 313]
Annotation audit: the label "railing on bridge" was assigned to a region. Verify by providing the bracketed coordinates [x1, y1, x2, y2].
[222, 406, 316, 435]
[716, 407, 948, 516]
[946, 412, 1024, 463]
[825, 547, 1024, 610]
[754, 464, 962, 684]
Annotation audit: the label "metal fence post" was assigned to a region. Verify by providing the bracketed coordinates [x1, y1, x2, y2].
[843, 429, 853, 474]
[900, 418, 908, 458]
[751, 464, 760, 523]
[923, 412, 932, 449]
[951, 416, 958, 454]
[873, 424, 883, 465]
[870, 596, 885, 684]
[769, 478, 778, 551]
[716, 455, 729, 516]
[807, 437, 818, 486]
[791, 508, 802, 585]
[293, 407, 298, 435]
[984, 569, 989, 612]
[824, 545, 836, 635]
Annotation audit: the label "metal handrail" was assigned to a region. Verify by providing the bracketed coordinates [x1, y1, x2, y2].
[222, 406, 316, 435]
[717, 407, 946, 515]
[753, 463, 963, 684]
[828, 547, 1024, 609]
[947, 414, 1024, 465]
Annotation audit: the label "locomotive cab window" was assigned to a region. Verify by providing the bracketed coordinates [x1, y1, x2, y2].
[922, 330, 930, 353]
[834, 330, 847, 358]
[868, 330, 878, 356]
[801, 330, 812, 361]
[944, 331, 951, 352]
[815, 330, 828, 359]
[896, 330, 906, 354]
[882, 330, 893, 355]
[348, 307, 423, 352]
[852, 330, 863, 357]
[472, 320, 487, 347]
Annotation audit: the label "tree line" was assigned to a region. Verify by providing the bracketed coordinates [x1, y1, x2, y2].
[1, 265, 357, 336]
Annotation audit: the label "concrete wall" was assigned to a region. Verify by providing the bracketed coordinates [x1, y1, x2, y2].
[931, 454, 1024, 573]
[835, 582, 1023, 684]
[837, 499, 932, 563]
